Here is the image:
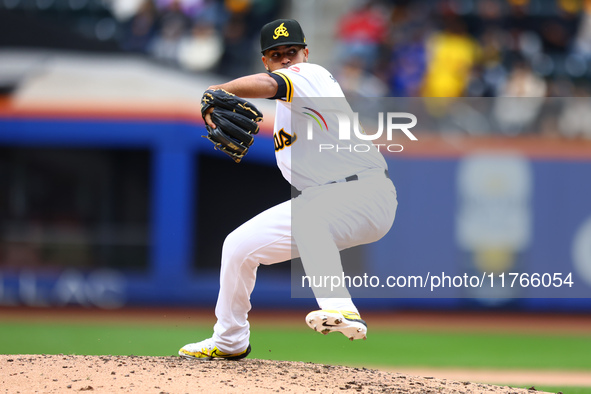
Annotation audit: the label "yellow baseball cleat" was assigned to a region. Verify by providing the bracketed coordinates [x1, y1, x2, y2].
[305, 310, 367, 341]
[179, 338, 251, 360]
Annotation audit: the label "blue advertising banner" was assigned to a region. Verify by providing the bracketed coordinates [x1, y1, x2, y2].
[1, 113, 590, 311]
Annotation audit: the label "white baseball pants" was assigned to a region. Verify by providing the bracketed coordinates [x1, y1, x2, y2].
[212, 173, 397, 353]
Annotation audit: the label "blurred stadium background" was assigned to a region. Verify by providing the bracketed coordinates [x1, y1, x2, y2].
[1, 0, 591, 315]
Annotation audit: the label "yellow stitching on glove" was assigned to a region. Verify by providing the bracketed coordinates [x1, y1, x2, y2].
[217, 89, 235, 97]
[237, 103, 262, 120]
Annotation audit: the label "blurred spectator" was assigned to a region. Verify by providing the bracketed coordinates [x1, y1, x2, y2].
[420, 17, 480, 97]
[337, 57, 389, 98]
[224, 0, 251, 14]
[177, 21, 223, 71]
[493, 60, 547, 135]
[387, 5, 427, 97]
[335, 0, 389, 72]
[387, 24, 427, 97]
[115, 0, 256, 73]
[476, 0, 504, 31]
[149, 0, 192, 64]
[538, 5, 580, 56]
[243, 0, 282, 38]
[558, 87, 591, 139]
[120, 0, 158, 53]
[3, 0, 591, 101]
[216, 13, 252, 78]
[466, 26, 508, 97]
[572, 1, 591, 59]
[155, 0, 208, 17]
[500, 60, 547, 97]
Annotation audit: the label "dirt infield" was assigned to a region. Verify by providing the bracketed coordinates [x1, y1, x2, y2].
[1, 354, 550, 394]
[2, 307, 590, 391]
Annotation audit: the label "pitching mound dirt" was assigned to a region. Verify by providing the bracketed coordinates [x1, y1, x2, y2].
[1, 354, 549, 393]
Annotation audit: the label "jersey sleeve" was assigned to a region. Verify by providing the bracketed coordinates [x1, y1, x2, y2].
[269, 71, 294, 102]
[275, 64, 343, 102]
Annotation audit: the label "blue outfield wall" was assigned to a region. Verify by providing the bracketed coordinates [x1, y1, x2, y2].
[369, 158, 591, 311]
[0, 117, 590, 311]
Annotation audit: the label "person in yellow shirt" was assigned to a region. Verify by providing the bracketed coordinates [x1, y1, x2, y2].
[421, 18, 480, 97]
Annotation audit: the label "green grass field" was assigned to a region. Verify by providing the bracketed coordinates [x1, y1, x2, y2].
[1, 320, 589, 393]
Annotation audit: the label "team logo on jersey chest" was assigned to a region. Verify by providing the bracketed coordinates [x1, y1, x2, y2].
[273, 23, 289, 40]
[274, 128, 297, 151]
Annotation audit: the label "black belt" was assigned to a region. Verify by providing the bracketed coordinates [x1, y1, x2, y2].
[329, 169, 390, 184]
[291, 169, 389, 197]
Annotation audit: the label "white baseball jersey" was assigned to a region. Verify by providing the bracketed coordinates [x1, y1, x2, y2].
[209, 64, 399, 354]
[271, 63, 388, 191]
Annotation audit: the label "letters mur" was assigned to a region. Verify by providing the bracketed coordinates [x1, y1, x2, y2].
[307, 112, 418, 153]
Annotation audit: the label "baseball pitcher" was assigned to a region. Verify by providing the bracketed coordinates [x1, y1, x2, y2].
[179, 19, 398, 360]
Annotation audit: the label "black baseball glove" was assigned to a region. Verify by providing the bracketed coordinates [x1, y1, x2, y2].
[201, 89, 263, 163]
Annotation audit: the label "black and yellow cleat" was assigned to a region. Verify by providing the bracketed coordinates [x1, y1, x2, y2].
[305, 310, 367, 341]
[179, 338, 251, 360]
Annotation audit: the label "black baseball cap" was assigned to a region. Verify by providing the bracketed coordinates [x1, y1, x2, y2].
[260, 19, 307, 53]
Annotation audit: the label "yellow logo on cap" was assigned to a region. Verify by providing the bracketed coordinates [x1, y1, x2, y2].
[273, 22, 289, 40]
